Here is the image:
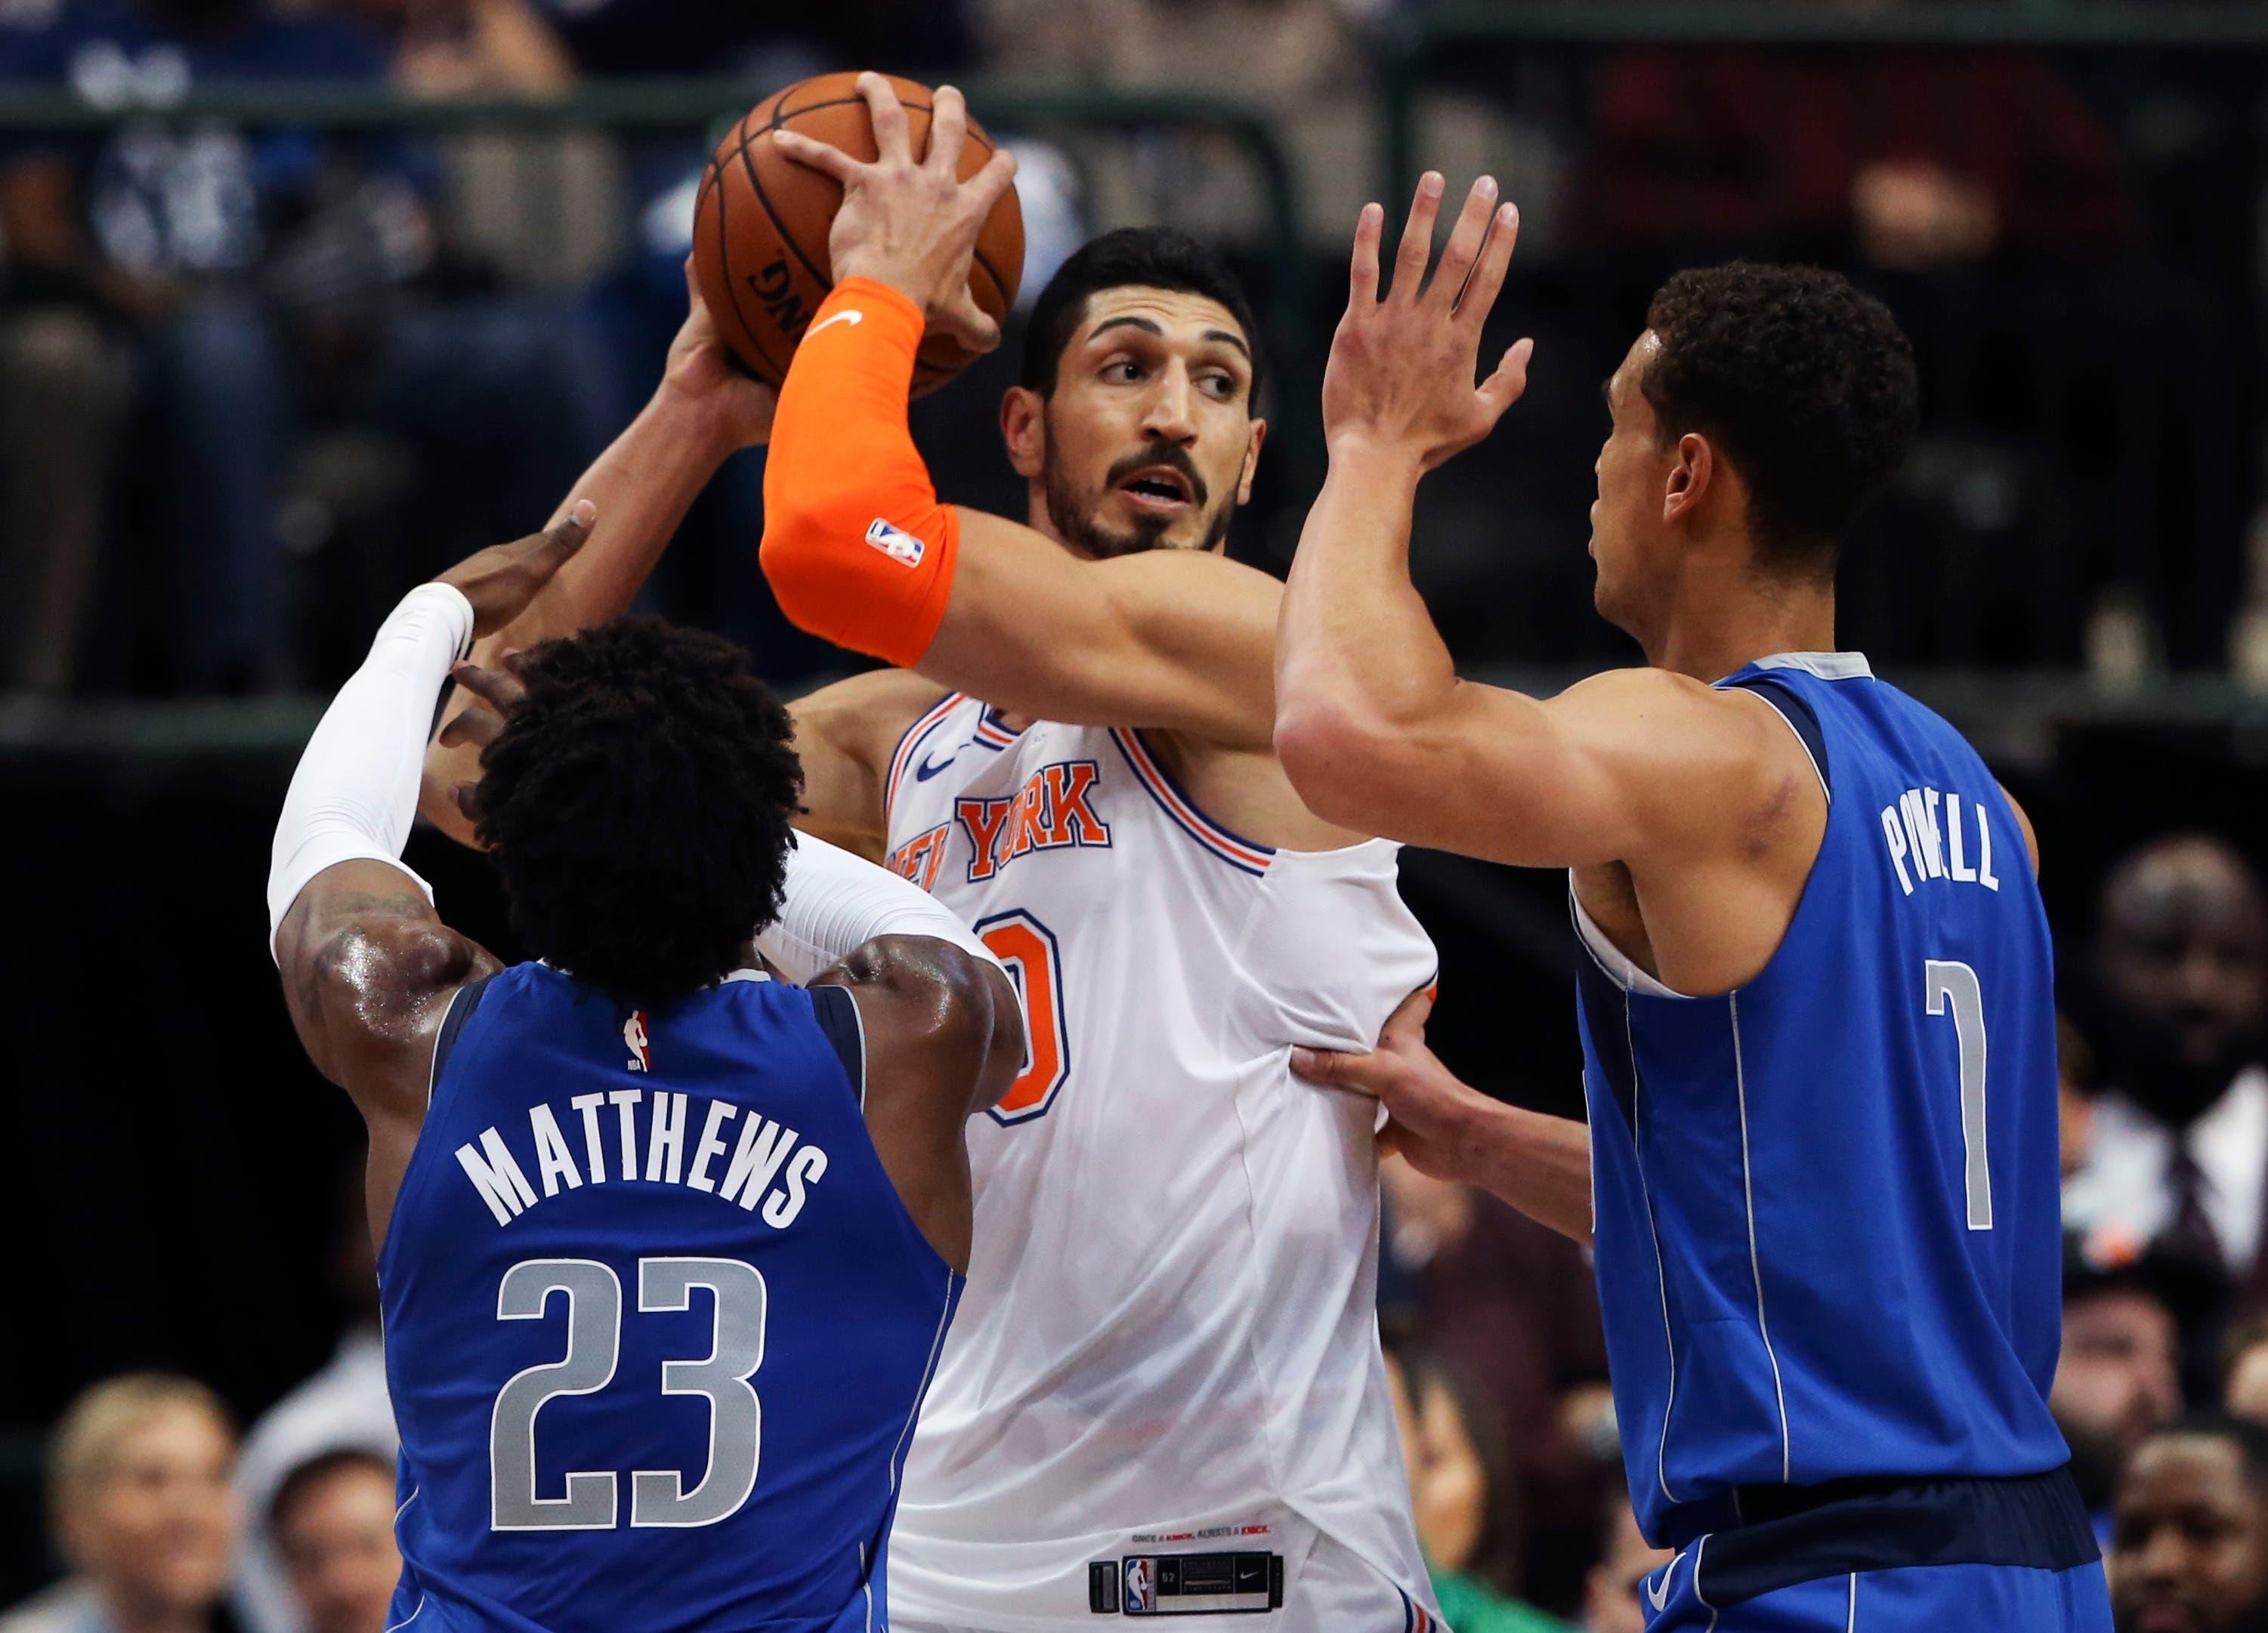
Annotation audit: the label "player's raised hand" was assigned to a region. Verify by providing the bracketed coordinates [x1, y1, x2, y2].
[772, 73, 1017, 356]
[433, 501, 595, 637]
[665, 258, 778, 449]
[1324, 172, 1533, 471]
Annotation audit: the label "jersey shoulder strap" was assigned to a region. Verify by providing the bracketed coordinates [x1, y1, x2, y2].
[428, 971, 498, 1097]
[1723, 674, 1832, 801]
[805, 983, 867, 1107]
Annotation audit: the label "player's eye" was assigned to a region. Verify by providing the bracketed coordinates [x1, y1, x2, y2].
[1102, 359, 1145, 383]
[1199, 371, 1237, 399]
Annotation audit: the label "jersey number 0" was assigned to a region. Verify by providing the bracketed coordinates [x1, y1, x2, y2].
[490, 1256, 768, 1531]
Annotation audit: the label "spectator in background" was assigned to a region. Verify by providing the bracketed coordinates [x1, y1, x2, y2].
[2066, 835, 2268, 1384]
[2053, 1234, 2192, 1533]
[2226, 1320, 2268, 1428]
[1571, 47, 2130, 270]
[0, 0, 607, 694]
[336, 0, 571, 100]
[1379, 1154, 1612, 1613]
[2109, 1417, 2268, 1633]
[0, 1374, 239, 1633]
[268, 1453, 397, 1633]
[1580, 1496, 1668, 1633]
[231, 1177, 393, 1633]
[1382, 1329, 1575, 1633]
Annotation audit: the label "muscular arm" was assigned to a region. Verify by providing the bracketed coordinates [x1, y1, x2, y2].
[759, 279, 1282, 750]
[786, 668, 948, 861]
[814, 936, 1022, 1269]
[1275, 475, 1796, 872]
[421, 289, 769, 843]
[1294, 993, 1594, 1245]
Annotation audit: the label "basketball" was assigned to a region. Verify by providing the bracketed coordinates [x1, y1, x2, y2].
[691, 72, 1026, 397]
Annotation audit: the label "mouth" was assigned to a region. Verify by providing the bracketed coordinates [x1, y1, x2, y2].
[1114, 465, 1197, 514]
[2132, 1598, 2197, 1633]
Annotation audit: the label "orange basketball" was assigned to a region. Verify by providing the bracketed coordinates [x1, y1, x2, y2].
[691, 72, 1025, 397]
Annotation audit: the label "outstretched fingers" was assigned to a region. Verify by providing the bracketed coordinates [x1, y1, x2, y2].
[1349, 200, 1384, 307]
[1478, 336, 1537, 421]
[1457, 202, 1522, 328]
[1429, 176, 1499, 310]
[927, 82, 969, 176]
[966, 144, 1018, 216]
[1391, 171, 1445, 301]
[770, 126, 861, 182]
[857, 71, 912, 164]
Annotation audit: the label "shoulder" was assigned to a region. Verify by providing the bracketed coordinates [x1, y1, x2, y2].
[792, 668, 953, 766]
[1546, 665, 1806, 776]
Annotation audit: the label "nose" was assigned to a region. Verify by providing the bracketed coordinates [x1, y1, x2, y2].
[1139, 364, 1199, 446]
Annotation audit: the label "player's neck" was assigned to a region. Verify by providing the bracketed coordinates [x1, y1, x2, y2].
[1645, 573, 1838, 684]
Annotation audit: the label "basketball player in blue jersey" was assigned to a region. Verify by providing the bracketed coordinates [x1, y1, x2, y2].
[267, 517, 1024, 1633]
[1272, 174, 2111, 1630]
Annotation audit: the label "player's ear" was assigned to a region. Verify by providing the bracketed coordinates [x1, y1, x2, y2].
[1662, 431, 1713, 525]
[1236, 418, 1268, 507]
[1000, 385, 1046, 480]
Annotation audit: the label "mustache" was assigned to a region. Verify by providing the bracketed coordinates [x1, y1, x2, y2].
[1105, 444, 1209, 508]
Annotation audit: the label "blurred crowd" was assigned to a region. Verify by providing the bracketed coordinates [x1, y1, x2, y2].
[0, 0, 2257, 694]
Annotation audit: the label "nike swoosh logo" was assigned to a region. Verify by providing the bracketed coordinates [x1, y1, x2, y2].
[806, 309, 864, 340]
[1645, 1551, 1683, 1612]
[913, 751, 957, 782]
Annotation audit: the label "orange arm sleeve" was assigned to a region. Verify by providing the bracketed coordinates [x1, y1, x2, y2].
[759, 277, 960, 669]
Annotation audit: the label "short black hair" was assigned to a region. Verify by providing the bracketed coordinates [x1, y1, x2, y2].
[2137, 1414, 2268, 1496]
[271, 1447, 392, 1530]
[1641, 262, 1918, 573]
[1021, 227, 1265, 403]
[472, 617, 802, 1005]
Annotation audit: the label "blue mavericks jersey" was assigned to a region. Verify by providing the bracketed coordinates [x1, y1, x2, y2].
[378, 963, 961, 1633]
[1575, 653, 2068, 1547]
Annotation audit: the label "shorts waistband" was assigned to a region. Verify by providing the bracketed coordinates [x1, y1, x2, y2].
[1673, 1466, 2100, 1607]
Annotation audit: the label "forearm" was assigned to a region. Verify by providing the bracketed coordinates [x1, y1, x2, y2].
[498, 386, 738, 648]
[759, 279, 959, 668]
[1453, 1099, 1596, 1246]
[423, 387, 737, 835]
[271, 584, 471, 955]
[1277, 441, 1460, 742]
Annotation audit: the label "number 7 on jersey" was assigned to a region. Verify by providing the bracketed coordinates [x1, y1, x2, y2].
[1923, 959, 1992, 1231]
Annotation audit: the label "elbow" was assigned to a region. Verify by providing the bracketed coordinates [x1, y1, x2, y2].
[1272, 697, 1412, 832]
[756, 499, 836, 637]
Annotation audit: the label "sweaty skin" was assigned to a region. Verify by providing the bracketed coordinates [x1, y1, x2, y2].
[1269, 174, 2040, 1243]
[285, 529, 1018, 1271]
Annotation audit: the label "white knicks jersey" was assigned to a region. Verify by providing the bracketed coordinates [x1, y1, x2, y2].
[877, 692, 1442, 1631]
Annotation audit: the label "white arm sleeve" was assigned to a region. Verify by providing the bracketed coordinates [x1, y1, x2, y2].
[757, 829, 1006, 986]
[267, 583, 473, 958]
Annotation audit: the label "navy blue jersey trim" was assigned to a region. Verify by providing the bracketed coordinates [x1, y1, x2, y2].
[1678, 1467, 2098, 1604]
[429, 974, 496, 1094]
[1725, 676, 1831, 801]
[808, 983, 866, 1105]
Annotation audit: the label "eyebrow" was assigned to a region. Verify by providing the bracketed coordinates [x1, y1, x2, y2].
[1087, 314, 1253, 365]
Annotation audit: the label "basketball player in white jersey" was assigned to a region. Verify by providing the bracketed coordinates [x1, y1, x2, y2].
[424, 76, 1445, 1633]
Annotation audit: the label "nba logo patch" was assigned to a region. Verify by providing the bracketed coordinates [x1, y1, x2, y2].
[623, 1011, 651, 1072]
[1123, 1557, 1156, 1614]
[864, 517, 925, 566]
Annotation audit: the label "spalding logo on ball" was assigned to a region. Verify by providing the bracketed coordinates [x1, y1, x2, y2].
[691, 71, 1027, 397]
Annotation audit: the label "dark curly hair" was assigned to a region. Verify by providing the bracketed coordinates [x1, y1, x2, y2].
[1642, 263, 1918, 573]
[1022, 227, 1265, 403]
[471, 616, 802, 1005]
